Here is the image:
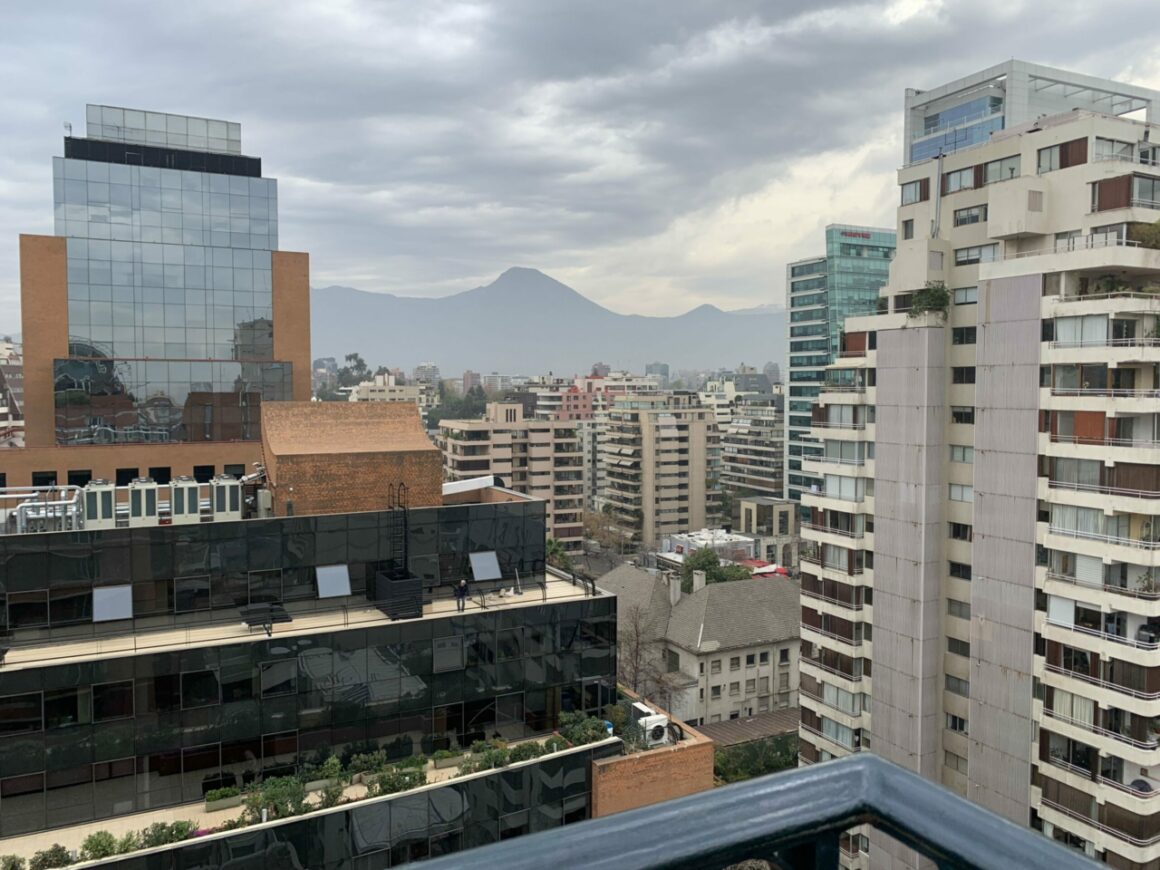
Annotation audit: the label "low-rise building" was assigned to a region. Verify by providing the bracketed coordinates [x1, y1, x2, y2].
[347, 373, 437, 425]
[598, 566, 800, 727]
[738, 496, 800, 571]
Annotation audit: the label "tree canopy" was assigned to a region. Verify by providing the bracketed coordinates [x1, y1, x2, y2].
[680, 547, 752, 593]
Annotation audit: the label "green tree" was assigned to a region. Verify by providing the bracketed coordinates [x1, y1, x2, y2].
[546, 538, 573, 573]
[336, 352, 370, 388]
[713, 734, 798, 783]
[80, 831, 118, 861]
[681, 547, 752, 593]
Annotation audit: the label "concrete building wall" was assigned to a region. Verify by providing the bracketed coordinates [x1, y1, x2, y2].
[870, 322, 946, 870]
[968, 274, 1042, 825]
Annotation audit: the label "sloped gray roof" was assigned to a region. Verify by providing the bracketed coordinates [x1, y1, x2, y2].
[597, 567, 799, 654]
[666, 578, 799, 653]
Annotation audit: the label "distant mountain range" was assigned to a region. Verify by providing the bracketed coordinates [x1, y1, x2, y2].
[310, 267, 784, 374]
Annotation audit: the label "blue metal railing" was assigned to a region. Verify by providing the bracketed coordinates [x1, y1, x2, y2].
[424, 753, 1099, 870]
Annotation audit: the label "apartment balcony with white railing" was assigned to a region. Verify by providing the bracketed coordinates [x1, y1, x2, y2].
[1040, 476, 1160, 515]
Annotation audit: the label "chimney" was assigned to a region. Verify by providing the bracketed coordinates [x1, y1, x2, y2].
[664, 571, 681, 607]
[692, 570, 707, 593]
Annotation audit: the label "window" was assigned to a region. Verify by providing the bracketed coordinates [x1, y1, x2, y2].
[711, 685, 721, 699]
[710, 714, 721, 723]
[31, 471, 57, 487]
[1038, 144, 1061, 174]
[147, 466, 172, 485]
[699, 662, 705, 675]
[711, 659, 721, 675]
[949, 483, 973, 503]
[92, 681, 133, 721]
[92, 585, 133, 622]
[224, 464, 246, 478]
[948, 637, 971, 658]
[953, 286, 978, 305]
[779, 648, 790, 665]
[944, 167, 975, 193]
[745, 654, 755, 667]
[67, 469, 92, 487]
[901, 179, 928, 205]
[779, 673, 790, 691]
[948, 599, 971, 619]
[950, 407, 974, 426]
[953, 204, 987, 226]
[983, 154, 1020, 184]
[949, 444, 974, 463]
[729, 682, 740, 696]
[952, 366, 975, 384]
[946, 713, 968, 733]
[1133, 175, 1160, 207]
[174, 575, 211, 613]
[945, 750, 968, 774]
[745, 679, 756, 693]
[954, 245, 998, 266]
[181, 669, 220, 709]
[945, 674, 970, 696]
[902, 219, 914, 240]
[259, 661, 298, 697]
[949, 561, 972, 580]
[0, 692, 44, 735]
[949, 521, 973, 541]
[729, 656, 740, 671]
[192, 465, 214, 483]
[760, 651, 770, 664]
[666, 649, 681, 673]
[115, 467, 138, 486]
[759, 677, 770, 693]
[952, 326, 977, 344]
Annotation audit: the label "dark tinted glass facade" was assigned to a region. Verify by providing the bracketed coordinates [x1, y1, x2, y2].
[0, 597, 616, 836]
[0, 501, 547, 639]
[92, 740, 620, 869]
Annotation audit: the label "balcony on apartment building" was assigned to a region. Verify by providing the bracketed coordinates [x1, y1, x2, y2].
[1043, 555, 1160, 604]
[801, 572, 872, 614]
[1042, 640, 1160, 704]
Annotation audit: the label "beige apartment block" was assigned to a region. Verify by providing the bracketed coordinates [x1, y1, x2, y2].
[599, 393, 721, 549]
[438, 403, 584, 552]
[799, 61, 1160, 870]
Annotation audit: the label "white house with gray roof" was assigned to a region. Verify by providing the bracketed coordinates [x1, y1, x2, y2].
[597, 565, 799, 727]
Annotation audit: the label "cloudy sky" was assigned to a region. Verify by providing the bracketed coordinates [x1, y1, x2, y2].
[1, 0, 1159, 322]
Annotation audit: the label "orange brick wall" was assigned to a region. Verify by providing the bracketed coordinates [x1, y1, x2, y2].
[270, 450, 443, 516]
[590, 733, 715, 818]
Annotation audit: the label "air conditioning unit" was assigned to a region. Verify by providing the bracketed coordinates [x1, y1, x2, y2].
[629, 701, 653, 724]
[639, 713, 670, 748]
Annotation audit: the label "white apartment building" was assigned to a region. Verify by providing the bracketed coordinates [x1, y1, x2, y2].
[600, 393, 721, 549]
[347, 373, 437, 424]
[800, 60, 1160, 870]
[438, 403, 584, 552]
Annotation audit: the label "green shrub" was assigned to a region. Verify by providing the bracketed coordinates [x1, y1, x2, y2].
[319, 754, 345, 782]
[115, 831, 141, 854]
[28, 846, 71, 870]
[557, 712, 608, 746]
[139, 820, 196, 848]
[542, 734, 568, 754]
[349, 749, 388, 776]
[907, 281, 950, 319]
[0, 855, 26, 870]
[469, 739, 490, 754]
[80, 831, 118, 861]
[458, 746, 510, 774]
[319, 781, 345, 809]
[244, 777, 308, 823]
[432, 748, 462, 761]
[204, 786, 242, 802]
[508, 741, 546, 763]
[395, 753, 426, 770]
[367, 766, 427, 797]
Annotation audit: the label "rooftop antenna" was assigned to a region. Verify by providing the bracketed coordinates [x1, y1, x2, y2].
[63, 122, 72, 137]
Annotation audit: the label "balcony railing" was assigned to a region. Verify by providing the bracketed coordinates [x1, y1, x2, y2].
[425, 753, 1099, 870]
[1042, 797, 1160, 848]
[1045, 662, 1160, 700]
[803, 523, 866, 540]
[811, 421, 867, 430]
[1050, 386, 1160, 399]
[1042, 707, 1160, 751]
[1046, 524, 1160, 551]
[1050, 337, 1160, 350]
[1044, 617, 1160, 651]
[1047, 478, 1160, 499]
[801, 586, 864, 611]
[1007, 235, 1144, 261]
[1049, 432, 1160, 450]
[1045, 571, 1160, 601]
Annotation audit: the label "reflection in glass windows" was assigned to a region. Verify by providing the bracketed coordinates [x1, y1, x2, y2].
[53, 357, 292, 445]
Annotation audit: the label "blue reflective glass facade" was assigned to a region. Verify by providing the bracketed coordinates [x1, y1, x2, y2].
[49, 109, 293, 446]
[910, 96, 1005, 163]
[785, 229, 894, 510]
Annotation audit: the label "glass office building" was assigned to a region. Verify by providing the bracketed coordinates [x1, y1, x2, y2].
[51, 105, 293, 446]
[784, 225, 894, 515]
[0, 498, 617, 839]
